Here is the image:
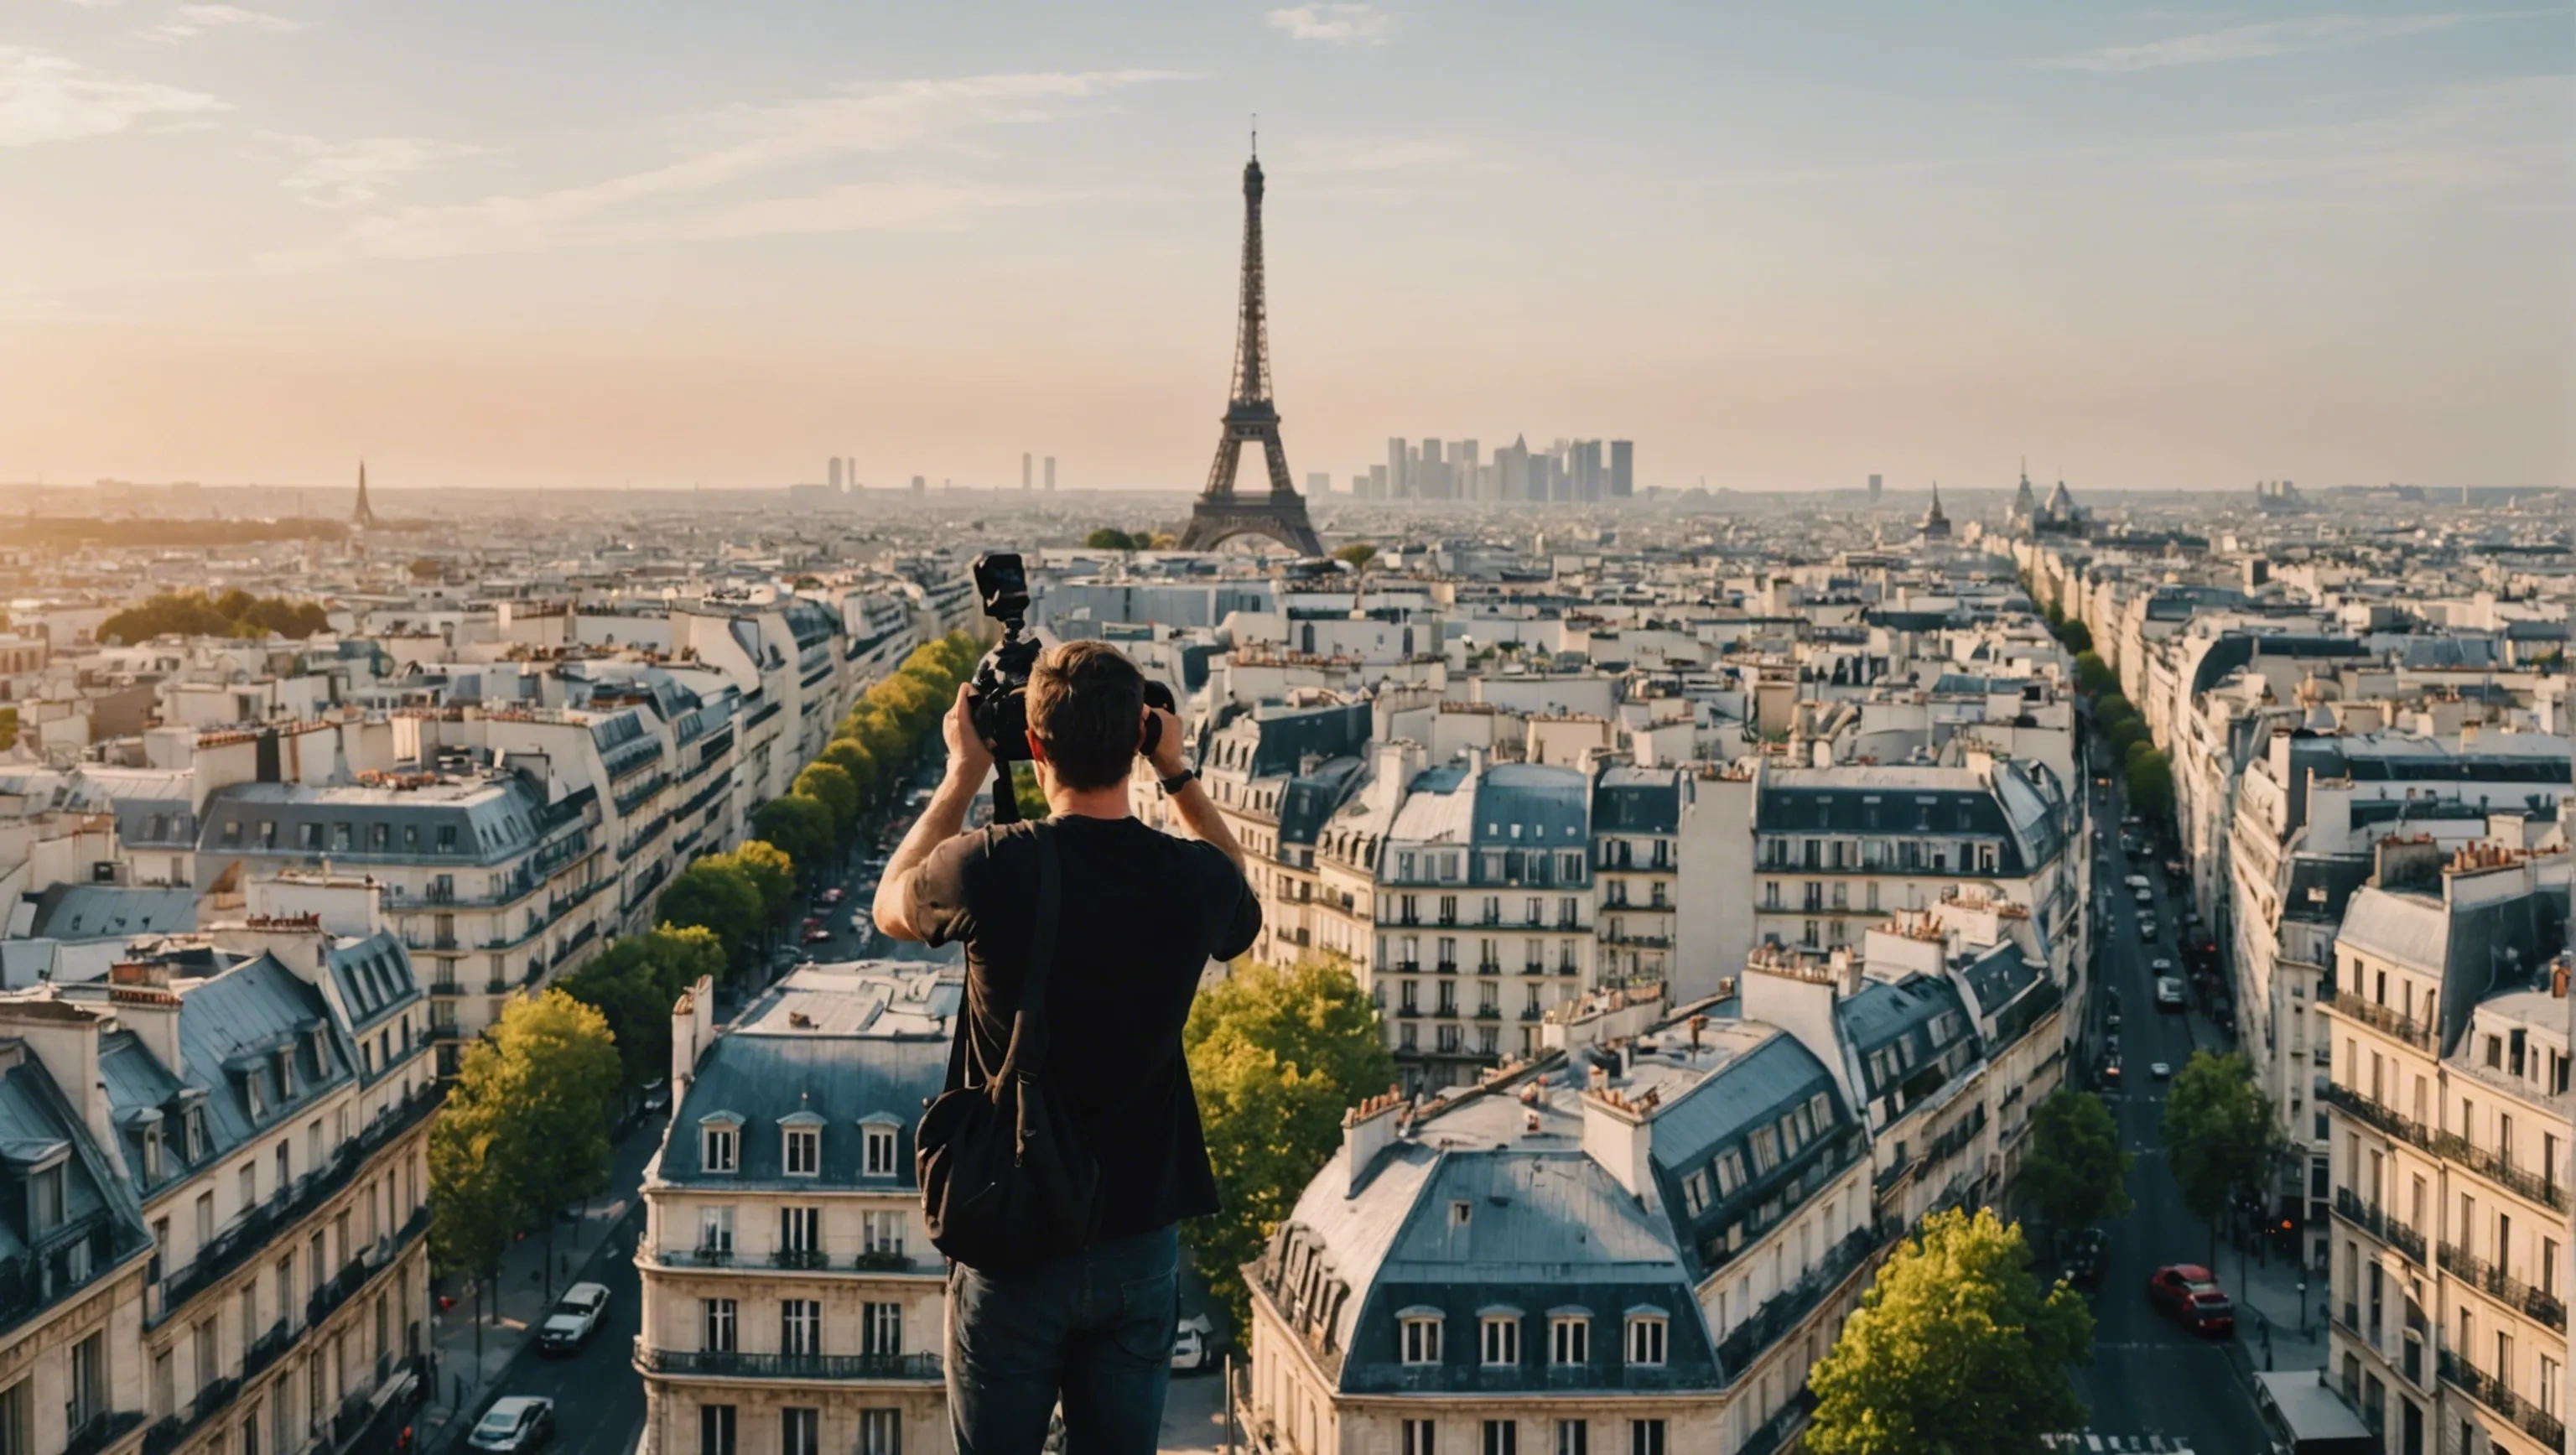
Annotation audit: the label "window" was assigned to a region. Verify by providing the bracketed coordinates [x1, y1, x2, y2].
[1680, 1169, 1711, 1217]
[1749, 1127, 1780, 1174]
[864, 1210, 906, 1257]
[782, 1126, 818, 1177]
[1629, 1420, 1666, 1455]
[1713, 1148, 1744, 1197]
[780, 1407, 819, 1455]
[69, 1333, 105, 1432]
[197, 1189, 216, 1246]
[701, 1124, 739, 1173]
[29, 1165, 65, 1236]
[1480, 1313, 1519, 1365]
[1400, 1315, 1442, 1364]
[864, 1302, 903, 1358]
[780, 1207, 819, 1255]
[1627, 1314, 1668, 1367]
[1403, 1420, 1438, 1455]
[2, 1378, 29, 1455]
[1555, 1421, 1588, 1455]
[781, 1300, 820, 1357]
[1483, 1420, 1518, 1455]
[697, 1406, 735, 1455]
[860, 1411, 901, 1455]
[863, 1125, 899, 1177]
[143, 1125, 164, 1182]
[1550, 1315, 1589, 1365]
[186, 1106, 208, 1161]
[240, 1162, 259, 1213]
[698, 1206, 735, 1257]
[699, 1298, 737, 1353]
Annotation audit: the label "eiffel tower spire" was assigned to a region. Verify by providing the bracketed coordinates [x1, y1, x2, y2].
[353, 460, 377, 527]
[1178, 140, 1323, 556]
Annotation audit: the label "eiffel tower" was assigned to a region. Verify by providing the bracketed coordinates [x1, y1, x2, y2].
[1176, 138, 1325, 556]
[352, 460, 377, 527]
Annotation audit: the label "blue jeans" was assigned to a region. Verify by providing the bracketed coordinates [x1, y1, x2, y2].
[945, 1223, 1179, 1455]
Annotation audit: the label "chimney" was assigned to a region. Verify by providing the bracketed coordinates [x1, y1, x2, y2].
[1581, 1083, 1657, 1210]
[1343, 1084, 1405, 1196]
[109, 962, 184, 1071]
[0, 997, 127, 1187]
[671, 974, 717, 1095]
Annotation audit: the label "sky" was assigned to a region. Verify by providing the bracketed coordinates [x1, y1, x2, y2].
[1, 1, 2568, 496]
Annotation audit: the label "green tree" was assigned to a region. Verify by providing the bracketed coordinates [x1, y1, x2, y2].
[558, 927, 720, 1090]
[794, 761, 861, 838]
[1331, 542, 1378, 569]
[1085, 527, 1138, 551]
[2127, 749, 2176, 827]
[819, 738, 878, 805]
[1807, 1208, 2094, 1455]
[486, 991, 623, 1296]
[2018, 1089, 2133, 1238]
[2162, 1051, 2285, 1266]
[2056, 620, 2093, 654]
[657, 859, 766, 960]
[2095, 694, 2136, 726]
[752, 794, 835, 874]
[1183, 958, 1396, 1325]
[426, 1081, 515, 1361]
[719, 840, 799, 926]
[1008, 763, 1051, 820]
[2074, 651, 2116, 694]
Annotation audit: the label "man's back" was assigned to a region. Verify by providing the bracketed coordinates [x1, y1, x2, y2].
[906, 815, 1260, 1239]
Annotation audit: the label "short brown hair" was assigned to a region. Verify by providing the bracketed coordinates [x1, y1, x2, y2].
[1026, 640, 1144, 791]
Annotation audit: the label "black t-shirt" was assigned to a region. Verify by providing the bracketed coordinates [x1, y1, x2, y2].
[905, 814, 1260, 1241]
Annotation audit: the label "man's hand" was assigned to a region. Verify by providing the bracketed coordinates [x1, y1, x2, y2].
[943, 683, 995, 783]
[1143, 704, 1187, 780]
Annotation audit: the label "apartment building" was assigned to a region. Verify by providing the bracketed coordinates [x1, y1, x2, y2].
[2231, 731, 2569, 1248]
[1749, 754, 2084, 1000]
[636, 964, 955, 1455]
[0, 874, 435, 1455]
[1244, 1006, 1874, 1455]
[2319, 840, 2572, 1455]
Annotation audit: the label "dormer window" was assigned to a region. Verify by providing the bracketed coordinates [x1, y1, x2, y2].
[143, 1125, 164, 1181]
[782, 1126, 819, 1177]
[1398, 1310, 1443, 1365]
[1549, 1311, 1590, 1366]
[245, 1077, 266, 1120]
[184, 1106, 208, 1161]
[29, 1162, 66, 1236]
[700, 1117, 740, 1174]
[1626, 1310, 1668, 1367]
[277, 1051, 297, 1101]
[861, 1121, 899, 1178]
[1478, 1310, 1520, 1366]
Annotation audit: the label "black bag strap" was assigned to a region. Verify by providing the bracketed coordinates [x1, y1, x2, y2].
[989, 819, 1063, 1089]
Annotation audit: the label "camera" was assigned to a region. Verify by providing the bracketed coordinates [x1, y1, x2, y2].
[963, 553, 1177, 819]
[966, 553, 1042, 764]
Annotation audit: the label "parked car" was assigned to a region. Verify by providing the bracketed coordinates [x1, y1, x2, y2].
[537, 1284, 610, 1355]
[2123, 874, 2152, 891]
[2154, 976, 2187, 1011]
[468, 1398, 556, 1453]
[2138, 917, 2158, 941]
[2134, 886, 2154, 906]
[2149, 958, 2174, 976]
[2148, 1265, 2236, 1336]
[2150, 1061, 2173, 1081]
[1171, 1313, 1216, 1373]
[2099, 1055, 2122, 1086]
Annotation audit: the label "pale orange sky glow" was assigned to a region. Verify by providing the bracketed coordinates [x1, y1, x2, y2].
[3, 3, 2568, 495]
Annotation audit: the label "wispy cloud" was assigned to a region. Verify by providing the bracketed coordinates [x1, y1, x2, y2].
[272, 70, 1184, 263]
[1266, 3, 1398, 46]
[2037, 11, 2547, 71]
[259, 133, 494, 206]
[138, 3, 300, 43]
[2167, 76, 2570, 213]
[0, 45, 226, 146]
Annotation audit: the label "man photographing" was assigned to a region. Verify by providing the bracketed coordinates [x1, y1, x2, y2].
[873, 638, 1259, 1455]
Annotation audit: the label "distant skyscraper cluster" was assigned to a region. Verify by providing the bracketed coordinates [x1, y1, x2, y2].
[1353, 435, 1633, 502]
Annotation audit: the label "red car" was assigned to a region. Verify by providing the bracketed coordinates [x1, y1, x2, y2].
[819, 887, 846, 906]
[2148, 1264, 2235, 1336]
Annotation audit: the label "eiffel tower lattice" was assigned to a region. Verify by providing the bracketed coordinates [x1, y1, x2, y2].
[1176, 139, 1325, 557]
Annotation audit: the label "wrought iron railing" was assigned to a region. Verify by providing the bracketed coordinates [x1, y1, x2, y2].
[635, 1347, 943, 1381]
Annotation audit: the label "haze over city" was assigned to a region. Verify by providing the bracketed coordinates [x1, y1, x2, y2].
[4, 1, 2568, 494]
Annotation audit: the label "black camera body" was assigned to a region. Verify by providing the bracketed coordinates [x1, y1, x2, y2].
[964, 552, 1178, 818]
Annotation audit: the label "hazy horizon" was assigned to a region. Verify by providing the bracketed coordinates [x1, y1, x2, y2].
[5, 2, 2569, 495]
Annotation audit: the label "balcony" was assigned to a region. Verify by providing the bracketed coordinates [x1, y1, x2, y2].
[1600, 932, 1672, 950]
[2438, 1350, 2566, 1450]
[1742, 1389, 1818, 1455]
[2317, 986, 2433, 1050]
[66, 1412, 145, 1455]
[636, 1347, 943, 1382]
[650, 1247, 930, 1276]
[2437, 1242, 2568, 1333]
[1711, 1227, 1880, 1380]
[1434, 960, 1458, 975]
[2321, 1084, 2568, 1213]
[1473, 1006, 1501, 1021]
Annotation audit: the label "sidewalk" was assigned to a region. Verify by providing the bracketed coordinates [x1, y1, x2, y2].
[413, 1121, 662, 1447]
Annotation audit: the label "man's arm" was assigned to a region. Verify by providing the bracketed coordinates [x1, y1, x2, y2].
[872, 686, 990, 943]
[1144, 704, 1247, 878]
